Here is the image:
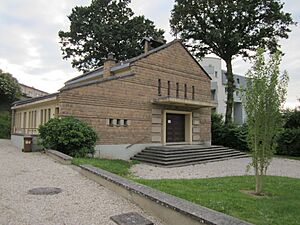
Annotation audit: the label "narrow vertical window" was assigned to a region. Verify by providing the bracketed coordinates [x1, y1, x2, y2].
[192, 86, 195, 100]
[48, 109, 51, 121]
[167, 81, 171, 96]
[184, 84, 187, 99]
[176, 82, 179, 98]
[109, 118, 113, 126]
[158, 79, 161, 96]
[40, 110, 43, 125]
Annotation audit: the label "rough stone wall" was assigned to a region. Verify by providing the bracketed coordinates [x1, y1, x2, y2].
[59, 41, 212, 145]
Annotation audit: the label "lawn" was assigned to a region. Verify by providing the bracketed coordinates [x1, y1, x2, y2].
[136, 176, 300, 225]
[72, 157, 300, 225]
[72, 157, 138, 177]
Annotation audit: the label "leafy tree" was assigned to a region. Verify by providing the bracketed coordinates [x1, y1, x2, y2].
[0, 69, 21, 104]
[170, 0, 295, 124]
[244, 48, 288, 195]
[59, 0, 165, 72]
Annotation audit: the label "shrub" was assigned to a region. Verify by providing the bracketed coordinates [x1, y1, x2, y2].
[276, 128, 300, 156]
[211, 113, 249, 151]
[38, 117, 97, 157]
[276, 110, 300, 156]
[0, 111, 11, 139]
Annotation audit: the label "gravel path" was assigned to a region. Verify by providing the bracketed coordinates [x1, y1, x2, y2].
[0, 139, 164, 225]
[131, 157, 300, 180]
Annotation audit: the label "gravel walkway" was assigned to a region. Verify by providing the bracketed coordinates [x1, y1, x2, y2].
[131, 157, 300, 180]
[0, 139, 164, 225]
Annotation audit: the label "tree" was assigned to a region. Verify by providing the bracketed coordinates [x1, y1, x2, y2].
[59, 0, 165, 72]
[170, 0, 295, 124]
[245, 48, 288, 195]
[0, 69, 21, 105]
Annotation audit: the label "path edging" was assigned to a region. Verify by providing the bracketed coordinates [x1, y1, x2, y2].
[45, 150, 73, 165]
[79, 164, 253, 225]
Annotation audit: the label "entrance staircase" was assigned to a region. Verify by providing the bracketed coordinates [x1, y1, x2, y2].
[131, 145, 249, 167]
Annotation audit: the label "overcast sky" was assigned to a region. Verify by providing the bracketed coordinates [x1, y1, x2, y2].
[0, 0, 299, 108]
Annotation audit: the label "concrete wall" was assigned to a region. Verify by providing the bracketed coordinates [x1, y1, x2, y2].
[11, 134, 42, 152]
[94, 143, 161, 160]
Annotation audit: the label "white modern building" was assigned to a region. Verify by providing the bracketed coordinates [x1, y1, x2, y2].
[200, 57, 247, 124]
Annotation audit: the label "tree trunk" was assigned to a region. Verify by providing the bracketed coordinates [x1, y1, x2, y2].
[255, 174, 263, 195]
[225, 59, 235, 125]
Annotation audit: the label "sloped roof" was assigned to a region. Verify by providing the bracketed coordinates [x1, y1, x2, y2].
[63, 39, 211, 89]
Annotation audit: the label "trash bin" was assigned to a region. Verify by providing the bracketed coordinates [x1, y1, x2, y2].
[23, 136, 33, 152]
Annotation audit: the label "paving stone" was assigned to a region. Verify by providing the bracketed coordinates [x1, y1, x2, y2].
[111, 212, 153, 225]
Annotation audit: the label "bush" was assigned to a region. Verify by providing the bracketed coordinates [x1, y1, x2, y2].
[38, 117, 97, 157]
[276, 110, 300, 156]
[0, 111, 11, 139]
[276, 128, 300, 156]
[211, 113, 249, 151]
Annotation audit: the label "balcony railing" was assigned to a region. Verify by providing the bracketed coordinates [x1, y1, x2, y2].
[13, 128, 39, 135]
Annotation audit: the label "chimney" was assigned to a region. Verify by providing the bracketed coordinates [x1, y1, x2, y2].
[103, 52, 116, 78]
[142, 37, 165, 53]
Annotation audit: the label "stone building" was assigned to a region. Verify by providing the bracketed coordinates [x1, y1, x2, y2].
[200, 57, 247, 124]
[11, 39, 215, 159]
[19, 83, 48, 98]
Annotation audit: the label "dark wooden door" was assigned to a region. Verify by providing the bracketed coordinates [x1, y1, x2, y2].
[166, 114, 185, 142]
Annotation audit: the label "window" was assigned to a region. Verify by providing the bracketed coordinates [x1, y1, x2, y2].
[109, 118, 113, 126]
[167, 81, 170, 96]
[237, 78, 240, 84]
[124, 119, 128, 126]
[23, 112, 27, 129]
[158, 79, 161, 96]
[40, 110, 43, 125]
[215, 71, 218, 78]
[55, 107, 59, 117]
[192, 86, 195, 100]
[48, 109, 51, 122]
[184, 84, 187, 99]
[116, 119, 121, 126]
[176, 82, 179, 98]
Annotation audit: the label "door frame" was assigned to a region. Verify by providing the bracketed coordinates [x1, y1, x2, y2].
[163, 110, 192, 145]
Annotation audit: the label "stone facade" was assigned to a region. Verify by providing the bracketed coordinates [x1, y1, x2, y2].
[59, 41, 212, 146]
[11, 40, 214, 159]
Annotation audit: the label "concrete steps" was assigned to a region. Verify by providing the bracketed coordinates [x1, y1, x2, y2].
[131, 145, 249, 167]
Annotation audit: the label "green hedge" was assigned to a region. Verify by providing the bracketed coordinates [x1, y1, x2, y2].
[38, 117, 98, 157]
[0, 111, 11, 139]
[276, 128, 300, 156]
[211, 113, 249, 151]
[276, 110, 300, 156]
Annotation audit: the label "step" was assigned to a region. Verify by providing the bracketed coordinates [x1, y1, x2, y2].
[145, 145, 227, 151]
[143, 147, 230, 155]
[138, 149, 245, 159]
[134, 152, 246, 162]
[162, 155, 249, 168]
[131, 154, 249, 167]
[132, 152, 248, 165]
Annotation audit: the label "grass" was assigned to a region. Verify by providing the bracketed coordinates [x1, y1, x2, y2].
[71, 157, 300, 224]
[72, 157, 139, 177]
[136, 176, 300, 225]
[275, 155, 300, 161]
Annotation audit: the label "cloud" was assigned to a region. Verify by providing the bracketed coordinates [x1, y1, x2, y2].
[0, 0, 299, 109]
